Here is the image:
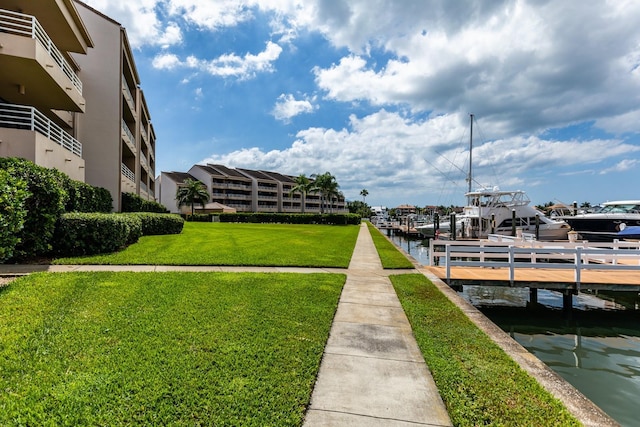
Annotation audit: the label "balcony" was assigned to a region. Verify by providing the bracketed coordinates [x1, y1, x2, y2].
[122, 76, 136, 113]
[121, 163, 135, 182]
[121, 119, 135, 153]
[0, 9, 85, 112]
[0, 103, 82, 156]
[140, 154, 149, 173]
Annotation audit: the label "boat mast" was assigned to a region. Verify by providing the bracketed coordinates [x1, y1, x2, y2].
[467, 113, 473, 193]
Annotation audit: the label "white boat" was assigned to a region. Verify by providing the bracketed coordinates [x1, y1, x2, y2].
[416, 115, 570, 241]
[560, 200, 640, 241]
[416, 187, 570, 240]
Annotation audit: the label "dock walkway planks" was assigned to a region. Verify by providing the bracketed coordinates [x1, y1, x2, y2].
[425, 265, 640, 290]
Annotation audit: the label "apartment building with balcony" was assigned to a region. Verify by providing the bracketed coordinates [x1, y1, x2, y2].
[0, 0, 156, 211]
[72, 1, 156, 211]
[0, 0, 92, 181]
[159, 164, 346, 214]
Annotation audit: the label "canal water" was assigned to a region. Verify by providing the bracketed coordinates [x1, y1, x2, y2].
[388, 233, 640, 426]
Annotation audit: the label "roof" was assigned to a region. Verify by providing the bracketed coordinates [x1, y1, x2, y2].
[163, 172, 195, 183]
[206, 164, 248, 178]
[261, 170, 296, 183]
[237, 168, 274, 181]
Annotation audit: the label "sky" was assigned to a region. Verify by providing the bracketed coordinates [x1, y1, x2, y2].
[81, 0, 640, 209]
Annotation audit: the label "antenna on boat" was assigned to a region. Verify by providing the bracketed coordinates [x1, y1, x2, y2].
[467, 113, 474, 194]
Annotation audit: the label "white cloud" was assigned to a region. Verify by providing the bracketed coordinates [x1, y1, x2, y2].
[599, 159, 639, 175]
[200, 110, 639, 204]
[152, 53, 181, 70]
[272, 94, 317, 122]
[81, 0, 180, 48]
[166, 0, 254, 30]
[151, 41, 283, 79]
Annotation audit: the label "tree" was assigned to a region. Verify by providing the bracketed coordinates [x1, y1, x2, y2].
[289, 174, 312, 213]
[311, 172, 340, 213]
[176, 178, 210, 215]
[360, 188, 369, 204]
[347, 200, 371, 218]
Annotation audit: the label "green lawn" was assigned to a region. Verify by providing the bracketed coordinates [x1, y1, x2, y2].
[391, 274, 579, 426]
[54, 222, 360, 267]
[0, 272, 345, 426]
[366, 222, 415, 269]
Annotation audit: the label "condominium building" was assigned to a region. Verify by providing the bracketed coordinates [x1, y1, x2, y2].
[0, 0, 92, 181]
[159, 164, 346, 215]
[72, 1, 156, 210]
[0, 0, 156, 211]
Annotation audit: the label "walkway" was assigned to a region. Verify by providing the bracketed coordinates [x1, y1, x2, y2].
[303, 224, 452, 426]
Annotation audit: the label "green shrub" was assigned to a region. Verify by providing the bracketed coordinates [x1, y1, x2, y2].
[0, 169, 29, 262]
[64, 179, 112, 213]
[0, 158, 67, 259]
[121, 192, 167, 213]
[53, 213, 142, 256]
[124, 213, 184, 235]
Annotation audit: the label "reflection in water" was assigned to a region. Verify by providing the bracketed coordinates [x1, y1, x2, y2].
[484, 307, 640, 427]
[387, 233, 640, 426]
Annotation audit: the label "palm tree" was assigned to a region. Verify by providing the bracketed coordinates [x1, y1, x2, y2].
[311, 172, 340, 213]
[176, 178, 210, 215]
[360, 188, 369, 204]
[289, 174, 311, 213]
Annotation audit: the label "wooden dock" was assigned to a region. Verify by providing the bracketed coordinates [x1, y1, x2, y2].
[425, 266, 640, 291]
[426, 238, 640, 293]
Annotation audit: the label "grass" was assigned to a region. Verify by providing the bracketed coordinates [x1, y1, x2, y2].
[365, 222, 415, 269]
[54, 222, 360, 267]
[0, 271, 345, 426]
[390, 274, 580, 426]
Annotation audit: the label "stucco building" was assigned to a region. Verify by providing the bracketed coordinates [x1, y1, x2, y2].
[0, 0, 155, 211]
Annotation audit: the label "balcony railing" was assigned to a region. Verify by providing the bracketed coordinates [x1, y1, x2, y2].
[121, 163, 135, 182]
[122, 76, 135, 109]
[0, 103, 82, 156]
[0, 9, 83, 94]
[140, 154, 148, 172]
[121, 119, 135, 150]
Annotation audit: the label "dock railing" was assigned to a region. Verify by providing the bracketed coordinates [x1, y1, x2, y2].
[430, 239, 640, 291]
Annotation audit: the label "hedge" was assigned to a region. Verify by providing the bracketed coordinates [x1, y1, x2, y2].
[121, 192, 168, 213]
[53, 213, 143, 257]
[64, 179, 112, 213]
[123, 213, 184, 236]
[0, 158, 68, 259]
[0, 169, 29, 262]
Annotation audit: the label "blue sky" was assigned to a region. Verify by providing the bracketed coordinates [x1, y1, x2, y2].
[83, 0, 640, 208]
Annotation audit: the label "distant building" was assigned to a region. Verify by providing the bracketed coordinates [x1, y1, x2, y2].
[159, 164, 347, 214]
[395, 204, 417, 216]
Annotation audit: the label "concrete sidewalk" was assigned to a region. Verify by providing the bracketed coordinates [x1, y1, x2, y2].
[303, 223, 452, 426]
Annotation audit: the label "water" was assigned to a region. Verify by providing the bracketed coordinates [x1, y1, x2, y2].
[388, 232, 640, 426]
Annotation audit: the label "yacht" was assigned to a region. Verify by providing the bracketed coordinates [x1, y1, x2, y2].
[416, 114, 570, 241]
[416, 187, 570, 241]
[561, 200, 640, 241]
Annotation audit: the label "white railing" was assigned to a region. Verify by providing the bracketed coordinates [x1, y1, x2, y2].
[121, 120, 135, 150]
[0, 9, 82, 94]
[122, 77, 135, 109]
[432, 240, 640, 290]
[0, 103, 82, 156]
[121, 163, 135, 182]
